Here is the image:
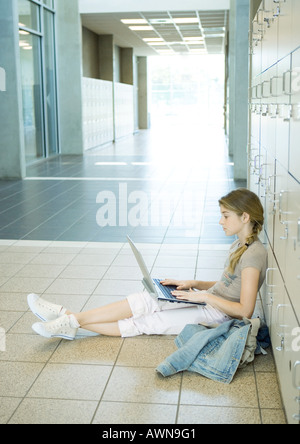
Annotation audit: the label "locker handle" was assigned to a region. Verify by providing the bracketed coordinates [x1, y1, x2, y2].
[293, 362, 300, 391]
[262, 81, 271, 98]
[275, 304, 289, 346]
[298, 218, 300, 245]
[270, 76, 280, 97]
[254, 154, 262, 171]
[259, 163, 270, 181]
[276, 335, 284, 352]
[279, 190, 289, 223]
[275, 304, 288, 327]
[273, 5, 280, 18]
[283, 70, 292, 96]
[266, 268, 277, 287]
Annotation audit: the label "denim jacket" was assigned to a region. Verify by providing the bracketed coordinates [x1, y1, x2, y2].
[156, 318, 264, 384]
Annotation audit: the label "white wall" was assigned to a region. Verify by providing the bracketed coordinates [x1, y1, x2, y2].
[79, 0, 230, 13]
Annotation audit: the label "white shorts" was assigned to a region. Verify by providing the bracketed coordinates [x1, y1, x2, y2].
[118, 292, 231, 338]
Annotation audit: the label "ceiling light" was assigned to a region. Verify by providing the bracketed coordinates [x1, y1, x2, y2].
[149, 19, 173, 24]
[173, 18, 199, 24]
[129, 26, 153, 31]
[19, 30, 30, 35]
[121, 19, 148, 25]
[19, 41, 30, 47]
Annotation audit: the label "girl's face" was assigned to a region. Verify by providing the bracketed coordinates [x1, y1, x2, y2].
[219, 205, 246, 237]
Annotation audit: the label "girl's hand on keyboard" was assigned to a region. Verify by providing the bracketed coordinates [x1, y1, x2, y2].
[171, 290, 208, 304]
[160, 279, 194, 291]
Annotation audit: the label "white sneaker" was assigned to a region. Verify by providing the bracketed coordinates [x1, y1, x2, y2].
[27, 294, 66, 322]
[32, 315, 77, 341]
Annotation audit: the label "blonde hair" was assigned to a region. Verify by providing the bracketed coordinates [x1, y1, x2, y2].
[219, 188, 264, 275]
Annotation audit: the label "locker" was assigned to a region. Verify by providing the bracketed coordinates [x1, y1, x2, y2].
[248, 141, 261, 197]
[261, 0, 279, 71]
[289, 47, 300, 182]
[278, 0, 293, 60]
[264, 250, 287, 378]
[260, 149, 276, 248]
[276, 55, 291, 170]
[250, 0, 300, 425]
[251, 8, 263, 77]
[285, 174, 300, 321]
[260, 65, 278, 159]
[273, 161, 289, 277]
[292, 0, 300, 52]
[265, 257, 300, 424]
[281, 300, 300, 424]
[261, 245, 276, 328]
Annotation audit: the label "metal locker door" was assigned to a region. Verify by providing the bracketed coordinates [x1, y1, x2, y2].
[273, 161, 289, 278]
[281, 299, 300, 424]
[285, 174, 300, 318]
[290, 47, 300, 182]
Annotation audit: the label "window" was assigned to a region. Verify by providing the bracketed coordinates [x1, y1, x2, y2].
[18, 0, 59, 164]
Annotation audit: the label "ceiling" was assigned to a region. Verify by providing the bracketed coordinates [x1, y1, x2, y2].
[81, 10, 229, 56]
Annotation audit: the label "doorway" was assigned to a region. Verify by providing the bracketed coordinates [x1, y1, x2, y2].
[18, 0, 59, 165]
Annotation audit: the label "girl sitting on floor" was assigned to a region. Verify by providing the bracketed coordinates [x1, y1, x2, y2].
[28, 188, 268, 341]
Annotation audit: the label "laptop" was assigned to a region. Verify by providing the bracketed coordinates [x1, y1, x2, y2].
[127, 236, 206, 306]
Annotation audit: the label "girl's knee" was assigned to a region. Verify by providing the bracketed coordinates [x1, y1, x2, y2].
[126, 292, 159, 318]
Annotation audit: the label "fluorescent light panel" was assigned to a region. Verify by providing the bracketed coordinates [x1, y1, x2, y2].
[121, 19, 148, 25]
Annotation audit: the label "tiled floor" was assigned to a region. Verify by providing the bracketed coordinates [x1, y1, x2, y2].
[0, 239, 286, 424]
[0, 124, 286, 424]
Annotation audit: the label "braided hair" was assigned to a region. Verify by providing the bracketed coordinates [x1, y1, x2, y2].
[219, 188, 264, 275]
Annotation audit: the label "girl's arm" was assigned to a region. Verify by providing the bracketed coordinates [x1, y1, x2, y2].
[161, 279, 217, 291]
[173, 267, 260, 320]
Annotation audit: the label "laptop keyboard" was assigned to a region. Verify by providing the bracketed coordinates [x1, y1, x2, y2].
[152, 279, 178, 301]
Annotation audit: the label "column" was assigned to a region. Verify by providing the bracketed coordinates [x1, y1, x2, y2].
[0, 0, 26, 179]
[229, 0, 250, 180]
[56, 0, 83, 155]
[138, 57, 149, 130]
[98, 35, 114, 82]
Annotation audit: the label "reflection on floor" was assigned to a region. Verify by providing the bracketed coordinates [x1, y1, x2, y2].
[0, 126, 243, 243]
[0, 126, 286, 424]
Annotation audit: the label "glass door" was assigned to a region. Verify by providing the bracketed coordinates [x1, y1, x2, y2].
[18, 0, 59, 165]
[43, 9, 58, 157]
[19, 32, 44, 163]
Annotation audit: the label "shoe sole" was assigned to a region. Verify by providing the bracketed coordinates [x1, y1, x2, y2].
[32, 323, 75, 341]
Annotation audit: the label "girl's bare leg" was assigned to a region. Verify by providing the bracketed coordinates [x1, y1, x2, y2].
[79, 322, 122, 337]
[65, 299, 133, 337]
